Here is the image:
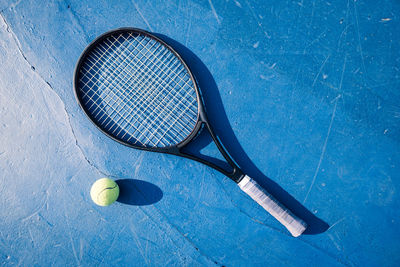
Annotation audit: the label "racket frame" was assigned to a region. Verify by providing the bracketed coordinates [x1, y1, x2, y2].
[73, 27, 244, 183]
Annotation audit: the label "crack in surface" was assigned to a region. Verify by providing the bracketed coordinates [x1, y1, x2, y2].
[142, 204, 222, 266]
[0, 0, 22, 12]
[0, 12, 107, 177]
[62, 0, 90, 43]
[136, 205, 221, 266]
[297, 238, 351, 266]
[121, 177, 221, 265]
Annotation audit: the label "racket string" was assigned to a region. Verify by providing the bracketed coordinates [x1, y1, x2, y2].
[93, 35, 194, 143]
[93, 37, 173, 144]
[91, 34, 194, 125]
[80, 38, 167, 146]
[77, 32, 198, 147]
[104, 34, 197, 143]
[82, 38, 171, 146]
[106, 35, 196, 135]
[113, 34, 197, 118]
[126, 32, 197, 98]
[79, 36, 155, 145]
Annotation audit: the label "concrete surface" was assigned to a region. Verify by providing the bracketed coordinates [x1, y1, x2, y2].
[0, 0, 399, 266]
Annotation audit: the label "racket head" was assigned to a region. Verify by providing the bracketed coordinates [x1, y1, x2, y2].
[73, 28, 204, 152]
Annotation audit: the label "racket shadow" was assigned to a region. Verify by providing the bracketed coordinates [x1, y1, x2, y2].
[154, 34, 329, 235]
[116, 179, 163, 206]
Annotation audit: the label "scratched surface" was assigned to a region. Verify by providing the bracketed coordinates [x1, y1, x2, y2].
[1, 0, 399, 266]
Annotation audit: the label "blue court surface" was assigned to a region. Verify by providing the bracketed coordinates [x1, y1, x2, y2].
[1, 0, 399, 266]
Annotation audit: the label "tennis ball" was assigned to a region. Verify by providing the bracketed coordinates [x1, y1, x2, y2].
[90, 178, 120, 206]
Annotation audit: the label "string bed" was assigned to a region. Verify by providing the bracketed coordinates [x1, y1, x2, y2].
[77, 32, 198, 147]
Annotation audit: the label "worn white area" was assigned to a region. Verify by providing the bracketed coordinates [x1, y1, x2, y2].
[0, 14, 86, 210]
[0, 14, 95, 264]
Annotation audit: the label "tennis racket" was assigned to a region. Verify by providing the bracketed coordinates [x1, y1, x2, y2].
[73, 28, 307, 237]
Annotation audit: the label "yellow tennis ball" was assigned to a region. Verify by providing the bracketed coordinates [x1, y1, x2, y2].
[90, 178, 120, 206]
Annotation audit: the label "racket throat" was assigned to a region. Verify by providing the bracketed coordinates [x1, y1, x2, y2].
[181, 121, 244, 182]
[177, 146, 244, 182]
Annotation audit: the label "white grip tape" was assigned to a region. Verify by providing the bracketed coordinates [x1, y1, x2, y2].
[238, 175, 307, 237]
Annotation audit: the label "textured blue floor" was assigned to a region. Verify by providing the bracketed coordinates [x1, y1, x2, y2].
[1, 0, 399, 266]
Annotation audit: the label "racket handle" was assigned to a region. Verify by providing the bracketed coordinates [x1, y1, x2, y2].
[238, 175, 307, 237]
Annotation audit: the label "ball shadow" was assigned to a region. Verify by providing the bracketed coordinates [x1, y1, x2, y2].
[116, 179, 163, 206]
[154, 33, 329, 235]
